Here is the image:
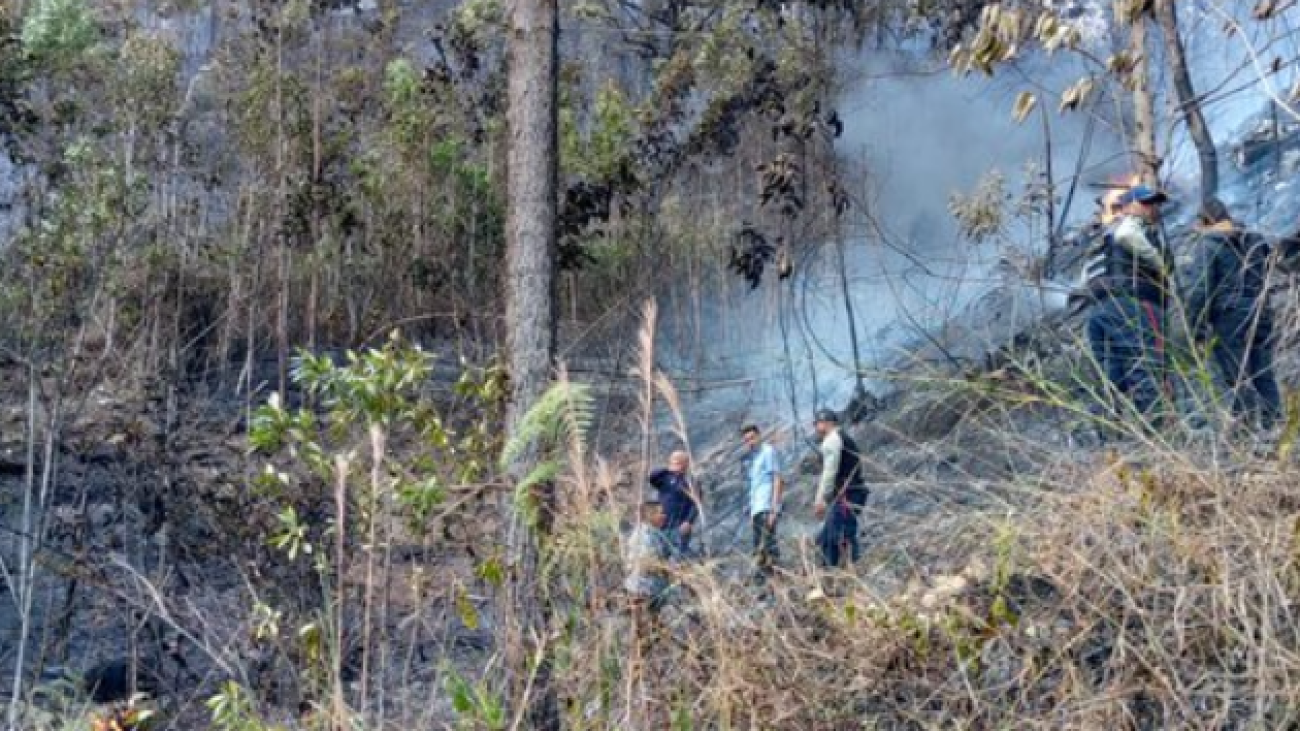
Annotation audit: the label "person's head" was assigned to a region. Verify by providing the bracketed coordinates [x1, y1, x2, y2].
[668, 450, 689, 473]
[1097, 188, 1125, 225]
[640, 499, 665, 528]
[740, 425, 762, 451]
[1117, 184, 1168, 222]
[1196, 196, 1236, 230]
[813, 408, 840, 438]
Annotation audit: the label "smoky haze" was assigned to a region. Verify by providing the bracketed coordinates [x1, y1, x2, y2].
[657, 4, 1300, 446]
[658, 48, 1123, 439]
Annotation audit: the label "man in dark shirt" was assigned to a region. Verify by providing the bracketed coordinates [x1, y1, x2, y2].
[1182, 198, 1282, 428]
[648, 451, 700, 555]
[1080, 184, 1173, 421]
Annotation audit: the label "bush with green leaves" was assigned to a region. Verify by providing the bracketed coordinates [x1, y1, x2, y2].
[21, 0, 97, 69]
[241, 333, 507, 722]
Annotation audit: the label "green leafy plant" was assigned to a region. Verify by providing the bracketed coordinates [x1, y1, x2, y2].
[21, 0, 97, 68]
[499, 380, 594, 529]
[446, 669, 507, 731]
[207, 682, 285, 731]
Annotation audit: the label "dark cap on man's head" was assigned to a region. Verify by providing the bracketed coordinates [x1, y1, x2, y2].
[814, 408, 840, 424]
[1197, 196, 1234, 226]
[1117, 185, 1169, 206]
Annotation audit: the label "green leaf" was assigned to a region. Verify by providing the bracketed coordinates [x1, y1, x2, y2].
[446, 672, 474, 715]
[454, 584, 479, 630]
[499, 381, 593, 470]
[475, 554, 506, 588]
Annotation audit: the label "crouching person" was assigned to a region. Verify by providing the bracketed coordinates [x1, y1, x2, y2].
[625, 498, 675, 614]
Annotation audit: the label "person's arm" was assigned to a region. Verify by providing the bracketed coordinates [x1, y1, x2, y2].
[816, 434, 841, 507]
[648, 468, 668, 490]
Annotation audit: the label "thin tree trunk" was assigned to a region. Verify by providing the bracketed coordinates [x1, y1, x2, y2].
[275, 18, 289, 397]
[331, 455, 350, 730]
[309, 14, 329, 352]
[834, 231, 866, 400]
[1129, 13, 1161, 185]
[1155, 0, 1218, 203]
[6, 363, 40, 731]
[503, 0, 560, 727]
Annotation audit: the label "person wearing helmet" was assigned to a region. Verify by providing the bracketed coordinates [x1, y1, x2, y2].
[1079, 184, 1174, 421]
[813, 409, 868, 568]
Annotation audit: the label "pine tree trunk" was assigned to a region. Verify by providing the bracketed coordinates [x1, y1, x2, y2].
[1129, 14, 1161, 186]
[1155, 0, 1218, 203]
[503, 0, 559, 727]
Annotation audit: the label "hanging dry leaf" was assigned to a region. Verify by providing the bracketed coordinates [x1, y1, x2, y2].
[1013, 92, 1039, 124]
[1107, 51, 1139, 77]
[1115, 0, 1154, 23]
[1254, 0, 1297, 20]
[1060, 77, 1096, 112]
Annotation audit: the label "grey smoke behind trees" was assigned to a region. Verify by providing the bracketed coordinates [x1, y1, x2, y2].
[659, 48, 1126, 426]
[660, 3, 1300, 428]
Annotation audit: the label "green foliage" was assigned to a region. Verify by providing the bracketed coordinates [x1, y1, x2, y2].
[451, 0, 504, 41]
[0, 136, 140, 359]
[232, 60, 311, 164]
[501, 380, 593, 530]
[445, 669, 507, 731]
[268, 505, 313, 561]
[252, 334, 506, 556]
[115, 31, 181, 128]
[21, 0, 97, 69]
[293, 337, 432, 426]
[499, 381, 594, 471]
[692, 6, 761, 94]
[207, 682, 285, 731]
[383, 57, 427, 151]
[562, 80, 636, 181]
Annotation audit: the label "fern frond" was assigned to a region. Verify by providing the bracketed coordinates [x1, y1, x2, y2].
[500, 381, 595, 471]
[513, 460, 560, 530]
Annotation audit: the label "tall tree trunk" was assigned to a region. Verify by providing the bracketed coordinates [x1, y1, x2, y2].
[1129, 13, 1161, 186]
[1154, 0, 1219, 203]
[503, 0, 559, 727]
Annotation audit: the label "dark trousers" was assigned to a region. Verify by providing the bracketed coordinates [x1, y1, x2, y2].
[818, 501, 861, 568]
[1211, 309, 1282, 426]
[1088, 296, 1165, 417]
[751, 512, 778, 574]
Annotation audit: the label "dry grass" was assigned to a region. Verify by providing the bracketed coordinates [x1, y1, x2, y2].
[519, 301, 1300, 731]
[535, 425, 1300, 730]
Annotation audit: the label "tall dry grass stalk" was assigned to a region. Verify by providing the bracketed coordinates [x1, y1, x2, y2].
[653, 370, 707, 537]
